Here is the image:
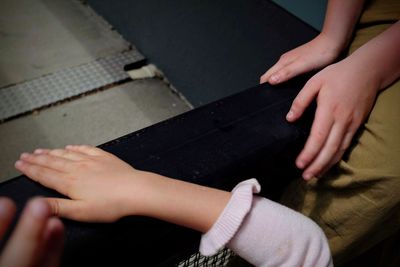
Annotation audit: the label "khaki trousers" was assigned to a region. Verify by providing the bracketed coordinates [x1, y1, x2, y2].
[281, 23, 400, 265]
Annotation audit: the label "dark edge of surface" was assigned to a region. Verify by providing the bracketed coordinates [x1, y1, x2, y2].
[0, 76, 315, 266]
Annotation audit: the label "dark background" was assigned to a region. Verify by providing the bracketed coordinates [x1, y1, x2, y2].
[87, 0, 318, 106]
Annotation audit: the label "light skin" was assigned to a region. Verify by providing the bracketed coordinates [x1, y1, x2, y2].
[9, 0, 400, 258]
[0, 198, 64, 267]
[261, 1, 400, 179]
[15, 146, 231, 233]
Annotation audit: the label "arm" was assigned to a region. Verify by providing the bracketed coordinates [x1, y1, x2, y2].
[15, 146, 231, 231]
[227, 196, 332, 267]
[261, 0, 400, 179]
[260, 0, 365, 84]
[15, 145, 332, 266]
[344, 20, 400, 90]
[288, 21, 400, 179]
[201, 179, 333, 267]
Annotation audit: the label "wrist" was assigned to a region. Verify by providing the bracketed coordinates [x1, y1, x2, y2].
[345, 50, 383, 93]
[336, 54, 381, 98]
[125, 171, 232, 233]
[117, 170, 166, 218]
[318, 31, 346, 58]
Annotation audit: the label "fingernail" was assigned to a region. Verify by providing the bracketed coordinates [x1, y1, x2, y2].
[303, 173, 313, 180]
[270, 75, 279, 83]
[286, 110, 294, 120]
[296, 159, 305, 169]
[29, 199, 49, 218]
[15, 160, 24, 167]
[20, 153, 30, 159]
[34, 149, 43, 154]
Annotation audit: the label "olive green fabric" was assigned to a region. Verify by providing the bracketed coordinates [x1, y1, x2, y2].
[281, 1, 400, 265]
[281, 80, 400, 265]
[229, 1, 399, 266]
[359, 0, 400, 25]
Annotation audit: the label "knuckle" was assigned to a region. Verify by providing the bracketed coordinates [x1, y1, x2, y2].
[311, 131, 325, 144]
[277, 68, 289, 78]
[291, 98, 303, 111]
[80, 160, 90, 168]
[332, 156, 341, 165]
[342, 115, 353, 127]
[326, 144, 338, 155]
[49, 149, 59, 156]
[75, 160, 91, 170]
[279, 53, 288, 61]
[305, 76, 318, 88]
[51, 199, 60, 216]
[352, 116, 363, 127]
[37, 155, 49, 164]
[51, 149, 66, 156]
[338, 145, 347, 154]
[311, 165, 323, 175]
[27, 165, 40, 177]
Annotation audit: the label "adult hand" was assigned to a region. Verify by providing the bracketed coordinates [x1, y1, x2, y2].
[286, 57, 379, 179]
[0, 198, 64, 267]
[260, 33, 341, 84]
[15, 145, 152, 222]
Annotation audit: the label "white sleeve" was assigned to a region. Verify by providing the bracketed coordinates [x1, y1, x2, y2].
[199, 179, 333, 267]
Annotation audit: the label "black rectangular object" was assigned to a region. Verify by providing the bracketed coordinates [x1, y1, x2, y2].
[0, 77, 314, 266]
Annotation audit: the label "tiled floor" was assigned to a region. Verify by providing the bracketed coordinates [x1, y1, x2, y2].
[0, 0, 191, 182]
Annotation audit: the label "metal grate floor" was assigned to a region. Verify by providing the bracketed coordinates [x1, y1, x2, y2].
[0, 50, 143, 121]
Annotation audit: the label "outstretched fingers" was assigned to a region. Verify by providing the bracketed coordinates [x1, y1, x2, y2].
[287, 77, 320, 122]
[302, 123, 347, 179]
[296, 104, 334, 173]
[19, 153, 74, 173]
[265, 60, 309, 85]
[15, 160, 71, 196]
[260, 55, 293, 84]
[65, 145, 104, 156]
[319, 126, 358, 176]
[34, 148, 86, 161]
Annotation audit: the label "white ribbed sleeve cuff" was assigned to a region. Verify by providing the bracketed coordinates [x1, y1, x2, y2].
[199, 178, 261, 256]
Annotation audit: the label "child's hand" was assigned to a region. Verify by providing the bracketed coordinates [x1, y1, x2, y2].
[15, 145, 153, 222]
[15, 145, 232, 233]
[287, 57, 379, 179]
[260, 33, 341, 84]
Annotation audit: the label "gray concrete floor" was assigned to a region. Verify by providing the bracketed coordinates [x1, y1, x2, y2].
[0, 0, 191, 182]
[0, 0, 130, 87]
